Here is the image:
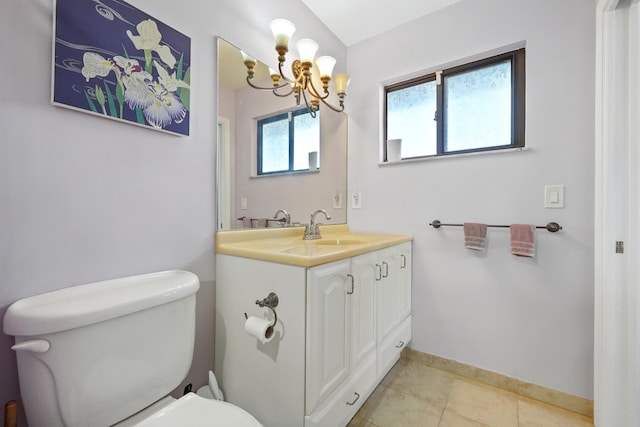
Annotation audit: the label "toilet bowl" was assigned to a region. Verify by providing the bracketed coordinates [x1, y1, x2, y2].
[3, 270, 262, 427]
[117, 393, 262, 427]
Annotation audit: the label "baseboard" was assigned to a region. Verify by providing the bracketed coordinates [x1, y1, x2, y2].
[402, 348, 593, 418]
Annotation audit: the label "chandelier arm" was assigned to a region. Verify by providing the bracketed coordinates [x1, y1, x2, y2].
[307, 78, 330, 100]
[278, 61, 297, 84]
[319, 96, 345, 113]
[300, 86, 313, 110]
[300, 87, 318, 118]
[272, 85, 296, 97]
[246, 76, 290, 91]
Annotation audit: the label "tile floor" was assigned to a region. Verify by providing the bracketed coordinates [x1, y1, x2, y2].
[347, 357, 594, 427]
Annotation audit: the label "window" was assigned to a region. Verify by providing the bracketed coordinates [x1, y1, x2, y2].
[257, 109, 320, 175]
[384, 48, 525, 160]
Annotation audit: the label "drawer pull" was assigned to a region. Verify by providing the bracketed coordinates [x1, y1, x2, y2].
[401, 254, 407, 268]
[346, 392, 360, 406]
[376, 264, 382, 281]
[395, 340, 405, 349]
[382, 261, 389, 278]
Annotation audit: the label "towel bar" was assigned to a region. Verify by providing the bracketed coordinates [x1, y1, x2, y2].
[429, 220, 562, 233]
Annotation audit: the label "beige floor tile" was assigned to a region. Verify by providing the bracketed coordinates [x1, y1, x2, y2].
[439, 409, 490, 427]
[385, 358, 456, 408]
[517, 400, 594, 427]
[346, 414, 376, 426]
[354, 384, 387, 420]
[380, 357, 409, 386]
[366, 385, 443, 427]
[445, 379, 519, 427]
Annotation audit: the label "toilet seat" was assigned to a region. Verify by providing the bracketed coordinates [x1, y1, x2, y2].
[132, 393, 262, 427]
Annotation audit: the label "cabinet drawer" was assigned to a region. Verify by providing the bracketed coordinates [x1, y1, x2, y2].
[377, 315, 411, 381]
[305, 354, 377, 427]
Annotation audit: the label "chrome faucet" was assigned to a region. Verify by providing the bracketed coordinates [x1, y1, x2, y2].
[273, 209, 291, 227]
[303, 209, 331, 240]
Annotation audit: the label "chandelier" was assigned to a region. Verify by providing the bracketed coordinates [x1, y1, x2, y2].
[241, 18, 350, 118]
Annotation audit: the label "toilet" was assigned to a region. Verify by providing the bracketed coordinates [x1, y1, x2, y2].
[3, 270, 262, 427]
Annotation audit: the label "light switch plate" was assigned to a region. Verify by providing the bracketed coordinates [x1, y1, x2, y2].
[333, 192, 342, 209]
[241, 197, 248, 210]
[544, 185, 564, 208]
[352, 192, 362, 209]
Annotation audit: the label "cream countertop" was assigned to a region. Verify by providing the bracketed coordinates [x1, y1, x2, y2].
[215, 224, 412, 267]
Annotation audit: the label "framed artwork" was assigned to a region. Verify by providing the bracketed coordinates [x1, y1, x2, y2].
[52, 0, 191, 136]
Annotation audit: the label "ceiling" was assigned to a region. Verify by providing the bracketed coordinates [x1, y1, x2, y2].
[301, 0, 464, 46]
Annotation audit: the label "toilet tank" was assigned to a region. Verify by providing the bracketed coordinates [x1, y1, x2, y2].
[3, 270, 200, 427]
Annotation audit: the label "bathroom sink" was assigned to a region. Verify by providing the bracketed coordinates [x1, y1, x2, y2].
[280, 245, 330, 256]
[312, 238, 367, 246]
[278, 238, 366, 256]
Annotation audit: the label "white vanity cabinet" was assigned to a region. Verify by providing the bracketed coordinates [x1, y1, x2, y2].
[215, 240, 411, 427]
[305, 251, 378, 426]
[376, 242, 412, 380]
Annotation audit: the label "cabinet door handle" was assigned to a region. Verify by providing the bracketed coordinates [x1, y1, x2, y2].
[347, 274, 355, 295]
[346, 392, 360, 406]
[376, 264, 382, 281]
[382, 261, 389, 278]
[401, 254, 407, 268]
[396, 340, 405, 348]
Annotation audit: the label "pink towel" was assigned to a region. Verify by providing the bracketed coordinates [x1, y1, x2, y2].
[256, 218, 268, 228]
[510, 224, 536, 257]
[463, 223, 488, 251]
[242, 217, 252, 228]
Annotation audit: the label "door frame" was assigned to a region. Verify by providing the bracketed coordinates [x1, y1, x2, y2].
[594, 1, 640, 425]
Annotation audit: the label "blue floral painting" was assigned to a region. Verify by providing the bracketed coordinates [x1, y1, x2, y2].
[52, 0, 191, 136]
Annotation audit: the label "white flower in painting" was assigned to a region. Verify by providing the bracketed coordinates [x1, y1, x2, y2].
[153, 60, 190, 92]
[126, 19, 176, 68]
[113, 56, 143, 76]
[144, 81, 187, 128]
[81, 52, 115, 82]
[121, 70, 154, 110]
[121, 70, 186, 128]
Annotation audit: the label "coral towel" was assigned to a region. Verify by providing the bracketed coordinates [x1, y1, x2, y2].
[463, 223, 488, 251]
[510, 224, 536, 257]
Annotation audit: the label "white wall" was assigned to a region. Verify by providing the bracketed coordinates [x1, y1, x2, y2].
[0, 0, 345, 423]
[346, 0, 595, 398]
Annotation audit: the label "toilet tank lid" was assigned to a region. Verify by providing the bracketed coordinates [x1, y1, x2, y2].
[3, 270, 200, 336]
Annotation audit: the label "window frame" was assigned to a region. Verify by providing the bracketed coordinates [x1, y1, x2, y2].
[383, 48, 525, 161]
[257, 108, 319, 176]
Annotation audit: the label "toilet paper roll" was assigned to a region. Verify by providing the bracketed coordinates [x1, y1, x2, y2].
[244, 316, 275, 344]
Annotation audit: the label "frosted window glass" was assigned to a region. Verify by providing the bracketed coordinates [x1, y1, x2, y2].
[387, 80, 437, 158]
[261, 118, 289, 173]
[293, 111, 320, 170]
[258, 109, 320, 174]
[444, 60, 512, 152]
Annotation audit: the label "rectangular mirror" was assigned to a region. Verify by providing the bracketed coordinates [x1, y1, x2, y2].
[217, 37, 348, 230]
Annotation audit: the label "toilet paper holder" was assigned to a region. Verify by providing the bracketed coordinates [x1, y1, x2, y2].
[244, 292, 279, 327]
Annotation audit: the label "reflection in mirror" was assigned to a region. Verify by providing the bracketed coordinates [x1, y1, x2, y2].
[217, 37, 347, 230]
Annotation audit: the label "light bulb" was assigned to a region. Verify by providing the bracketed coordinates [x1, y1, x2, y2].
[333, 74, 351, 94]
[296, 39, 319, 64]
[270, 19, 296, 52]
[315, 56, 336, 79]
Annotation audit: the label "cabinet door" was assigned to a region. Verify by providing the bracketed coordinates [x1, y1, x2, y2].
[350, 252, 377, 369]
[397, 242, 412, 322]
[306, 259, 351, 415]
[376, 247, 400, 344]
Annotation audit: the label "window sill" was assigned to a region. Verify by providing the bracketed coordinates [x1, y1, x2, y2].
[251, 169, 320, 179]
[378, 147, 529, 166]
